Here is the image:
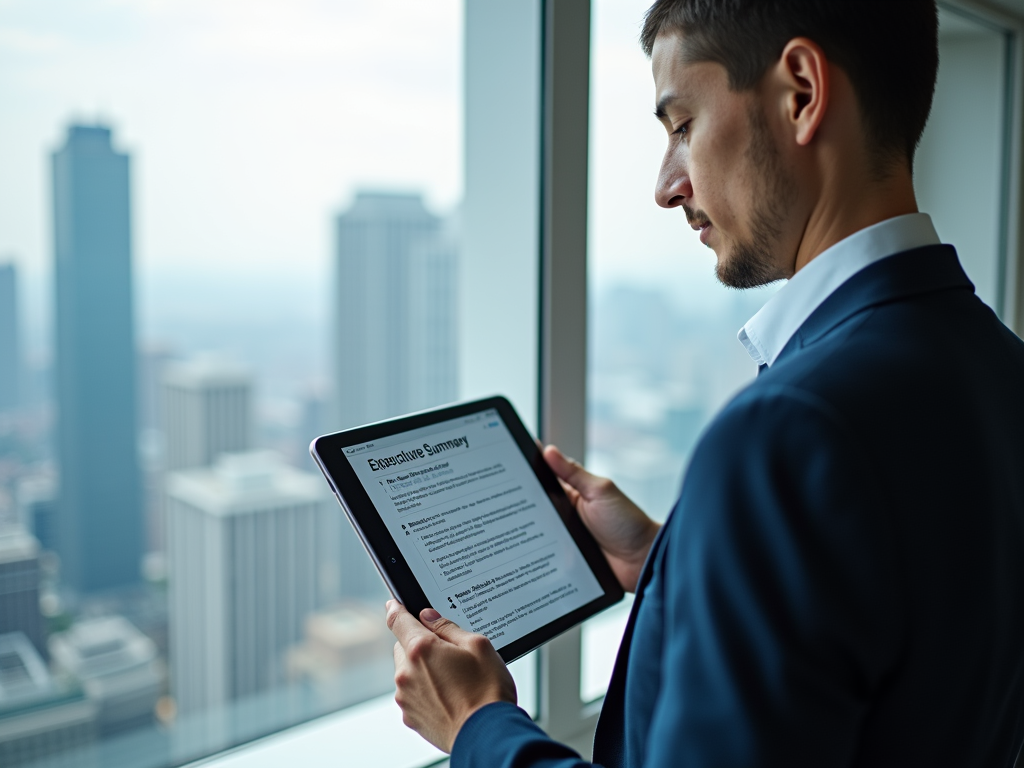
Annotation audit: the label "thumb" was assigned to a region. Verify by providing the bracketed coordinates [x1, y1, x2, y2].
[420, 607, 475, 645]
[543, 445, 606, 501]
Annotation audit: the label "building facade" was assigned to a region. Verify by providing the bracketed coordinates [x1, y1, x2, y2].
[161, 357, 252, 472]
[52, 124, 142, 594]
[48, 616, 162, 736]
[165, 452, 341, 715]
[0, 632, 95, 767]
[0, 527, 46, 660]
[332, 191, 458, 430]
[0, 263, 19, 412]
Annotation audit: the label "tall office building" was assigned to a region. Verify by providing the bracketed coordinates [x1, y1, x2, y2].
[52, 124, 142, 594]
[138, 343, 177, 434]
[0, 526, 46, 659]
[165, 452, 342, 714]
[161, 357, 252, 472]
[0, 263, 19, 412]
[15, 475, 58, 554]
[332, 191, 458, 430]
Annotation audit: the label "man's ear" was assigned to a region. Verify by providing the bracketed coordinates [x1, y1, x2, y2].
[775, 37, 830, 147]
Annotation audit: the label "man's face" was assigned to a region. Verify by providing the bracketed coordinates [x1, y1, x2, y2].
[652, 33, 798, 288]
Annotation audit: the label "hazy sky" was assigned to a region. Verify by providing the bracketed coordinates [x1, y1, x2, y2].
[0, 0, 771, 389]
[590, 1, 717, 290]
[0, 0, 462, 362]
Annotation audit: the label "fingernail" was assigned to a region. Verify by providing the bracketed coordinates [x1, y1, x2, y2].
[421, 608, 441, 623]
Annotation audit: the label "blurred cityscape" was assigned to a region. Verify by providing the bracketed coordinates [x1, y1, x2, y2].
[0, 121, 760, 767]
[0, 124, 461, 768]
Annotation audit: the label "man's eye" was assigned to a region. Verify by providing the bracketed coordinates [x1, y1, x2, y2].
[673, 121, 691, 137]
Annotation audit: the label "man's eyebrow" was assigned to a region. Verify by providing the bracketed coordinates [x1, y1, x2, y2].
[654, 93, 682, 119]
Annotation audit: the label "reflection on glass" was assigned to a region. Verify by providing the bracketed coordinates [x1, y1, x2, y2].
[582, 0, 777, 704]
[0, 1, 487, 766]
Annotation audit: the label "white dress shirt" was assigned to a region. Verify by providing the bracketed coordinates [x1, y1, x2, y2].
[738, 213, 941, 367]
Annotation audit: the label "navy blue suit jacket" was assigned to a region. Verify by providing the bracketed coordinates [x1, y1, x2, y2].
[451, 246, 1024, 767]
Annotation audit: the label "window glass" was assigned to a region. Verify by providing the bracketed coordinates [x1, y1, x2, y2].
[582, 0, 777, 703]
[0, 2, 540, 766]
[917, 5, 1012, 317]
[582, 0, 1015, 702]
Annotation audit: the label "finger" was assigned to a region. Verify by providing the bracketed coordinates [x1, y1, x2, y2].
[393, 639, 406, 668]
[419, 607, 480, 646]
[543, 445, 607, 501]
[556, 476, 582, 507]
[387, 600, 433, 647]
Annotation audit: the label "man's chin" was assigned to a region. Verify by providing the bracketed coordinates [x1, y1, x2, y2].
[714, 246, 782, 289]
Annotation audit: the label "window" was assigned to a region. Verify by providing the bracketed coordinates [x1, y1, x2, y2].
[0, 2, 536, 767]
[4, 0, 1023, 766]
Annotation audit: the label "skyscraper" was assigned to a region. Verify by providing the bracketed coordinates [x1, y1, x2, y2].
[332, 191, 458, 430]
[0, 525, 46, 659]
[52, 124, 143, 594]
[165, 452, 342, 714]
[161, 357, 252, 472]
[0, 263, 19, 412]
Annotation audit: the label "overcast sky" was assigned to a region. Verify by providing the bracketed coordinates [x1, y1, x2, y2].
[0, 0, 769, 370]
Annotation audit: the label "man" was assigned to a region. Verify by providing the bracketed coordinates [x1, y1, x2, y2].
[386, 1, 1024, 765]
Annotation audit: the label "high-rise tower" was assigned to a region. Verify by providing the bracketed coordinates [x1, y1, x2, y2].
[161, 357, 252, 472]
[0, 263, 19, 412]
[332, 191, 458, 430]
[52, 124, 142, 593]
[0, 525, 46, 659]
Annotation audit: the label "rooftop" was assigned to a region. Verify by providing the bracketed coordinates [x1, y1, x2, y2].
[0, 524, 40, 565]
[49, 616, 157, 680]
[166, 451, 328, 516]
[0, 632, 53, 705]
[162, 354, 251, 390]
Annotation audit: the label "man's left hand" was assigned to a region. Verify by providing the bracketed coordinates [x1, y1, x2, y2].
[387, 600, 517, 753]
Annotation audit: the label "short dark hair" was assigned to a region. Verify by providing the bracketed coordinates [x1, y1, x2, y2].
[641, 0, 939, 171]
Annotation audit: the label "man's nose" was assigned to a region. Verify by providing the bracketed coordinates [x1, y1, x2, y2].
[655, 154, 692, 209]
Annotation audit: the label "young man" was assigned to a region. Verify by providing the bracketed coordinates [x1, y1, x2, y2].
[386, 1, 1024, 765]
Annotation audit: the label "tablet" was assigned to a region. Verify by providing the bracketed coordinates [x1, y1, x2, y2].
[310, 395, 624, 662]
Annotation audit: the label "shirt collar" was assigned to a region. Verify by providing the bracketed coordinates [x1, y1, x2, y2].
[738, 213, 941, 367]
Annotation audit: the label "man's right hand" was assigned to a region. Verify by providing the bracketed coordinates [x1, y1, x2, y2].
[543, 445, 661, 593]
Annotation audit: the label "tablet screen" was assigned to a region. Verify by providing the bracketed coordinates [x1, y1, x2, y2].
[340, 406, 605, 648]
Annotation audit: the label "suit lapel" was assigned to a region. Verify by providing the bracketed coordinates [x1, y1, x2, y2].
[592, 519, 672, 765]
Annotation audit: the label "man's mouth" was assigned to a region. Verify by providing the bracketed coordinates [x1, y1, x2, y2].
[685, 205, 714, 248]
[690, 219, 713, 246]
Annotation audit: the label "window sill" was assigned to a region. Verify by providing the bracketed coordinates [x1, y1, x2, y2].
[187, 693, 445, 768]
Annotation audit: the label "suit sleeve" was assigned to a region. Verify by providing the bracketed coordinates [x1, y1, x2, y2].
[643, 388, 906, 767]
[451, 702, 599, 768]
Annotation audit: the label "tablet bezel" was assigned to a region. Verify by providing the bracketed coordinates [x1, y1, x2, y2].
[310, 395, 624, 662]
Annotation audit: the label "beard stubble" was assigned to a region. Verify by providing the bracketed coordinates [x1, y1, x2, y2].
[705, 103, 798, 289]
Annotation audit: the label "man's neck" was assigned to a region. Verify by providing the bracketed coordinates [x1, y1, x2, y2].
[793, 166, 920, 275]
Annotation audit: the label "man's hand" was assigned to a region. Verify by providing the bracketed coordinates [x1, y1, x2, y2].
[544, 445, 661, 593]
[387, 600, 516, 753]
